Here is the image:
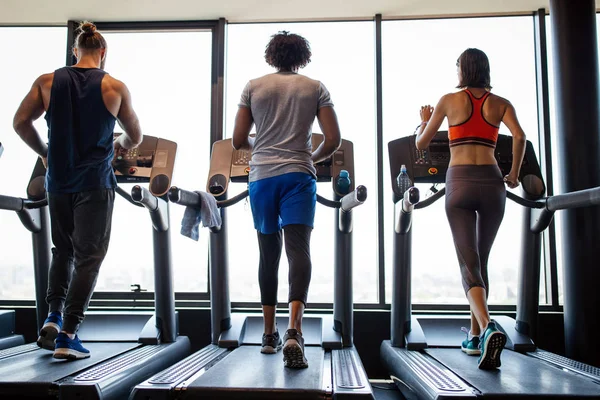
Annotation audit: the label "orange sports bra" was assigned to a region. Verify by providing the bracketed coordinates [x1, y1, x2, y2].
[448, 89, 499, 148]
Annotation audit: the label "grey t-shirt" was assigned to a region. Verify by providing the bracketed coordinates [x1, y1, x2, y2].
[238, 72, 334, 182]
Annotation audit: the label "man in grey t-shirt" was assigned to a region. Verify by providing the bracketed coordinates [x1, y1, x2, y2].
[233, 31, 341, 368]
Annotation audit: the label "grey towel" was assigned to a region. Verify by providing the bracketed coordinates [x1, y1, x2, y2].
[180, 191, 222, 241]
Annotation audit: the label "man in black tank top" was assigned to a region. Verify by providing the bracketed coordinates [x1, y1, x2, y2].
[13, 22, 142, 360]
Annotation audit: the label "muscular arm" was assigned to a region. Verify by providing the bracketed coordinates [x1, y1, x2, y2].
[312, 106, 342, 163]
[501, 102, 526, 178]
[232, 107, 254, 150]
[115, 82, 142, 149]
[415, 95, 448, 150]
[13, 75, 50, 157]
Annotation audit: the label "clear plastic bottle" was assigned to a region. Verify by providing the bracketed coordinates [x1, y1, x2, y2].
[396, 164, 412, 196]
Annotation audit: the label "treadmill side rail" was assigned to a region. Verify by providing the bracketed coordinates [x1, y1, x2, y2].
[59, 337, 191, 400]
[405, 316, 428, 350]
[380, 341, 477, 400]
[218, 313, 247, 347]
[493, 315, 536, 352]
[131, 344, 230, 400]
[528, 349, 600, 383]
[332, 347, 374, 399]
[322, 314, 344, 350]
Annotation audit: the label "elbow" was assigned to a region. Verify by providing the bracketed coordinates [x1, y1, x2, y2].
[13, 116, 27, 134]
[132, 135, 143, 147]
[415, 139, 425, 150]
[514, 131, 526, 144]
[333, 136, 342, 151]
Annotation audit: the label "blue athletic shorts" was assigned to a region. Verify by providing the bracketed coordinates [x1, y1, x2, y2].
[248, 172, 317, 234]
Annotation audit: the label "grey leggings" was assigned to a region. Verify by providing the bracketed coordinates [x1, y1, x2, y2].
[258, 224, 312, 306]
[445, 165, 506, 294]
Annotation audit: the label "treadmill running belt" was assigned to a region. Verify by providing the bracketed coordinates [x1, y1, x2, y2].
[185, 345, 325, 399]
[0, 342, 140, 383]
[426, 348, 600, 398]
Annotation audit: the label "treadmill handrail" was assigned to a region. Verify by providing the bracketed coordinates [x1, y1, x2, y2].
[0, 194, 47, 211]
[131, 185, 159, 211]
[340, 185, 367, 212]
[545, 186, 600, 211]
[168, 186, 249, 209]
[0, 194, 26, 211]
[409, 187, 547, 210]
[116, 185, 144, 208]
[317, 185, 368, 210]
[317, 194, 339, 208]
[507, 192, 545, 209]
[24, 199, 48, 209]
[414, 187, 446, 209]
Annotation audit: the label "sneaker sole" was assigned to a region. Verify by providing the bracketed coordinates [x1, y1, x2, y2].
[53, 348, 90, 360]
[461, 346, 481, 356]
[478, 332, 507, 370]
[37, 323, 60, 351]
[261, 344, 282, 354]
[283, 341, 308, 368]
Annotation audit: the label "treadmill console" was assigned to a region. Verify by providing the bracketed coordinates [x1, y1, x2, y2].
[113, 134, 177, 197]
[388, 131, 545, 199]
[207, 133, 355, 197]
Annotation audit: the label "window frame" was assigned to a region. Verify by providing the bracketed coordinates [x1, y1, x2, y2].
[1, 11, 561, 312]
[65, 19, 224, 305]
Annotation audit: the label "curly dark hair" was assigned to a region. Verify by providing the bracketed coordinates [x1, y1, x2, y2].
[264, 31, 312, 71]
[456, 48, 492, 90]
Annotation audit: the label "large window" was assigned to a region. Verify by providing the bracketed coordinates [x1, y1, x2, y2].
[96, 29, 213, 293]
[0, 27, 67, 300]
[382, 17, 540, 304]
[225, 22, 377, 303]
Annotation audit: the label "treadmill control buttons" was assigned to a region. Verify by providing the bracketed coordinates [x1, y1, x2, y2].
[233, 150, 250, 165]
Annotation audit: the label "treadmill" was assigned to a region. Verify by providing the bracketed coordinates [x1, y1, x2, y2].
[0, 156, 51, 351]
[380, 131, 600, 399]
[0, 135, 190, 399]
[131, 134, 374, 399]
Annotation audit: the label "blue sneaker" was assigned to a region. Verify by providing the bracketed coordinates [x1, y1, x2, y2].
[460, 327, 481, 356]
[53, 333, 90, 360]
[37, 311, 62, 351]
[478, 322, 507, 369]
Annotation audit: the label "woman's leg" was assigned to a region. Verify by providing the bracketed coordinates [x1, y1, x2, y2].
[445, 178, 489, 334]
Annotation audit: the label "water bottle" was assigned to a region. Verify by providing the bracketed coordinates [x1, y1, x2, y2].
[335, 170, 351, 195]
[396, 164, 412, 196]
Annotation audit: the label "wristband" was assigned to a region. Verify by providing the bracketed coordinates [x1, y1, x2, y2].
[413, 121, 428, 134]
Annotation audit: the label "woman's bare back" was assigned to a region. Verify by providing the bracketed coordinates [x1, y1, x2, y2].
[446, 88, 509, 166]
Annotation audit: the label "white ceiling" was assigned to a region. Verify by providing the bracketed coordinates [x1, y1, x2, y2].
[0, 0, 558, 25]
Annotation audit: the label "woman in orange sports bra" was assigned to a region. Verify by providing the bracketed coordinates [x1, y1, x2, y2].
[414, 48, 526, 370]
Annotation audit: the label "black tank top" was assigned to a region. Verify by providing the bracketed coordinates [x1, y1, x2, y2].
[44, 66, 117, 193]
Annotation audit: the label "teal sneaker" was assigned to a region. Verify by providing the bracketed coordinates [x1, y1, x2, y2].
[478, 322, 507, 370]
[460, 327, 481, 356]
